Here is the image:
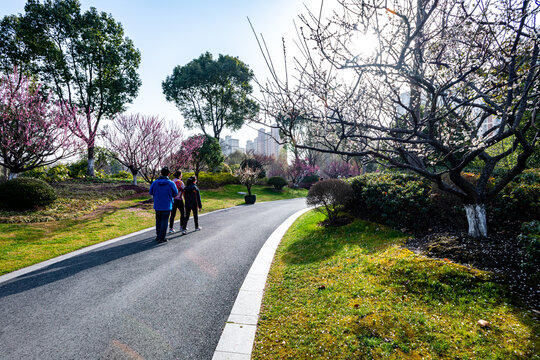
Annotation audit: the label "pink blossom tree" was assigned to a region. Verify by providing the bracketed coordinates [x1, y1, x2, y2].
[0, 69, 80, 179]
[324, 160, 361, 179]
[167, 135, 205, 173]
[287, 157, 319, 188]
[102, 113, 184, 185]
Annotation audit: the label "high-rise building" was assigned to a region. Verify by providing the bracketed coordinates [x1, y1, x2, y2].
[249, 125, 282, 158]
[246, 140, 255, 154]
[220, 135, 241, 155]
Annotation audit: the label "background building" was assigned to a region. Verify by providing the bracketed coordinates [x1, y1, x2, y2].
[220, 135, 241, 155]
[249, 125, 282, 158]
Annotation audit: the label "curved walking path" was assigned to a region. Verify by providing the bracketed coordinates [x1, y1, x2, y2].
[0, 198, 307, 360]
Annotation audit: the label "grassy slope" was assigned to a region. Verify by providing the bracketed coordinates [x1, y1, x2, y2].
[253, 211, 539, 360]
[0, 184, 306, 275]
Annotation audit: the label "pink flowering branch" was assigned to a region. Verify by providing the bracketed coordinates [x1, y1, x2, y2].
[0, 68, 81, 178]
[324, 160, 361, 178]
[102, 113, 185, 185]
[287, 157, 319, 187]
[167, 135, 204, 172]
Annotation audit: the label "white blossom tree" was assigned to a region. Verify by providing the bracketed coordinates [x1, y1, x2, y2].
[254, 0, 540, 237]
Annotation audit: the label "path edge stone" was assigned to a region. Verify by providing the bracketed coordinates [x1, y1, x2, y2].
[212, 207, 311, 360]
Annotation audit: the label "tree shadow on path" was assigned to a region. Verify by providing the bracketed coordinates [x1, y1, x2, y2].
[0, 234, 160, 298]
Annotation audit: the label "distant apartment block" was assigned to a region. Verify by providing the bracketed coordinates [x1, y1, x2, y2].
[249, 125, 281, 158]
[220, 135, 241, 155]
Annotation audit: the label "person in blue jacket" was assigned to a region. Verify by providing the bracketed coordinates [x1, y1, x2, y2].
[149, 167, 178, 243]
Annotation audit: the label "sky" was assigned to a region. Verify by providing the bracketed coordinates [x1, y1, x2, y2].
[0, 0, 320, 148]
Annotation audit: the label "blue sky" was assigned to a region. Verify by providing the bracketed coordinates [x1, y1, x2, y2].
[1, 0, 313, 147]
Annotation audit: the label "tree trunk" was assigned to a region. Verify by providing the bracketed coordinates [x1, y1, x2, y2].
[464, 204, 488, 238]
[8, 172, 18, 180]
[132, 174, 137, 186]
[87, 146, 95, 177]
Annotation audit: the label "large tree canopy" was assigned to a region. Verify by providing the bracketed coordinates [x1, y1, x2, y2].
[162, 52, 259, 139]
[0, 0, 142, 177]
[255, 0, 540, 237]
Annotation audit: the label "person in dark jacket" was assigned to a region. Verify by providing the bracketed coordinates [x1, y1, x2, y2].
[149, 167, 178, 243]
[181, 176, 202, 234]
[169, 170, 185, 233]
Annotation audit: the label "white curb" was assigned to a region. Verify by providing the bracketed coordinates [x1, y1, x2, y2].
[212, 207, 311, 360]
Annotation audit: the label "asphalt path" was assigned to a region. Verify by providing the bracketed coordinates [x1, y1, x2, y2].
[0, 198, 307, 360]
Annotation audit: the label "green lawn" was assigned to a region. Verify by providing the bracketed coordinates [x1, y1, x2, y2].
[0, 184, 307, 275]
[253, 210, 539, 360]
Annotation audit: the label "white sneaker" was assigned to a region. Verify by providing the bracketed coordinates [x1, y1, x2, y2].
[182, 229, 187, 235]
[168, 228, 175, 233]
[195, 227, 201, 231]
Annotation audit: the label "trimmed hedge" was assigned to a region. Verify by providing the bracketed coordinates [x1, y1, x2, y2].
[182, 171, 239, 188]
[0, 177, 57, 210]
[347, 170, 540, 232]
[348, 173, 432, 230]
[267, 176, 288, 190]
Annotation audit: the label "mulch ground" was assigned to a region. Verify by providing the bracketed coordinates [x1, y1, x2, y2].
[405, 230, 539, 311]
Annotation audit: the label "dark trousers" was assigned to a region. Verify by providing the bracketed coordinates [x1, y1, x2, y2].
[169, 199, 186, 229]
[183, 206, 198, 229]
[155, 210, 171, 241]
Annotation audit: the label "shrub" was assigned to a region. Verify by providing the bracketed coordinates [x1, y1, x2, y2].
[267, 176, 288, 190]
[46, 164, 70, 182]
[23, 164, 70, 183]
[517, 220, 540, 272]
[0, 177, 57, 210]
[490, 181, 540, 224]
[68, 159, 88, 178]
[299, 174, 320, 189]
[348, 173, 432, 230]
[307, 179, 353, 223]
[182, 171, 239, 188]
[109, 170, 133, 180]
[22, 166, 48, 181]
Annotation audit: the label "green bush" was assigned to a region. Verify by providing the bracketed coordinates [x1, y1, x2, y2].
[46, 164, 70, 182]
[22, 164, 69, 183]
[68, 159, 88, 178]
[490, 181, 540, 224]
[517, 220, 540, 272]
[307, 179, 353, 223]
[348, 173, 432, 230]
[109, 170, 133, 180]
[0, 177, 57, 210]
[299, 174, 320, 189]
[348, 170, 540, 232]
[22, 166, 48, 181]
[267, 176, 288, 190]
[182, 172, 239, 188]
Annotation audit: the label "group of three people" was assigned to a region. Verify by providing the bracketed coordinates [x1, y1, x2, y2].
[149, 167, 203, 243]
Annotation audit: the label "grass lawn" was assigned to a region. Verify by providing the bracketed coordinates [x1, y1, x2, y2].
[0, 183, 306, 275]
[253, 210, 539, 359]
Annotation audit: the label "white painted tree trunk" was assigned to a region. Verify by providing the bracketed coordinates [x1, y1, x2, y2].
[8, 172, 18, 180]
[87, 158, 95, 177]
[464, 204, 488, 238]
[132, 174, 137, 186]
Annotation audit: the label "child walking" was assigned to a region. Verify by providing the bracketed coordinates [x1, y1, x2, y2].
[169, 170, 185, 233]
[182, 176, 202, 234]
